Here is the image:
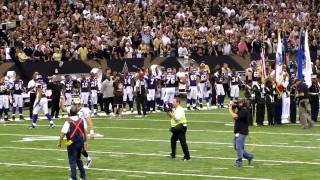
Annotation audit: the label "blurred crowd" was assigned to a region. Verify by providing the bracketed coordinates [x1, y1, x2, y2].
[0, 0, 319, 62]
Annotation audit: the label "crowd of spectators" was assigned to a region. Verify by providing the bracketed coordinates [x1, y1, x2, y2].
[0, 0, 319, 63]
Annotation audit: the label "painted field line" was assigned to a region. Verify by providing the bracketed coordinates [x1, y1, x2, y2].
[0, 162, 273, 180]
[1, 146, 320, 166]
[3, 123, 320, 137]
[1, 133, 319, 149]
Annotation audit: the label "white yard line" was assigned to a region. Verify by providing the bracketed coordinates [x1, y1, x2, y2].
[1, 146, 320, 166]
[1, 133, 319, 149]
[3, 123, 320, 136]
[0, 162, 273, 180]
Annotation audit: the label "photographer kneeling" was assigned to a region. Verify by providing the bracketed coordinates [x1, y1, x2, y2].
[229, 99, 254, 167]
[167, 97, 191, 161]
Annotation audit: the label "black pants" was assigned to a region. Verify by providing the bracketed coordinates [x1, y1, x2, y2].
[266, 103, 274, 125]
[248, 99, 254, 126]
[170, 125, 190, 159]
[67, 142, 86, 180]
[290, 96, 296, 123]
[98, 93, 104, 111]
[223, 83, 230, 98]
[211, 85, 217, 106]
[103, 97, 114, 115]
[136, 95, 146, 115]
[256, 103, 265, 126]
[29, 93, 36, 119]
[51, 96, 60, 118]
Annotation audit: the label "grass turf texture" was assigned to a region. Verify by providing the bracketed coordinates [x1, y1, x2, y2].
[0, 108, 320, 180]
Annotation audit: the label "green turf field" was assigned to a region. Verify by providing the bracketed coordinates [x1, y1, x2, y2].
[0, 108, 320, 180]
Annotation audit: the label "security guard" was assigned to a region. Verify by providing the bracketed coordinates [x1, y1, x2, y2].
[167, 97, 190, 161]
[252, 78, 265, 126]
[58, 106, 87, 180]
[265, 79, 275, 125]
[309, 75, 319, 122]
[244, 80, 253, 126]
[289, 82, 297, 123]
[295, 79, 314, 129]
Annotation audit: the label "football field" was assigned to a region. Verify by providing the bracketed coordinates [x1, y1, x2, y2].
[1, 109, 320, 180]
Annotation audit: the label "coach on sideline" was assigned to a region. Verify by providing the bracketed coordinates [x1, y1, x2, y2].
[57, 106, 87, 180]
[229, 99, 254, 167]
[167, 97, 190, 161]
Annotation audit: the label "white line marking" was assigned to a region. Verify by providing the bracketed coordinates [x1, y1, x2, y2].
[4, 123, 320, 136]
[271, 143, 289, 145]
[2, 133, 319, 149]
[128, 175, 146, 178]
[294, 141, 311, 143]
[262, 164, 282, 166]
[1, 146, 320, 166]
[0, 162, 272, 180]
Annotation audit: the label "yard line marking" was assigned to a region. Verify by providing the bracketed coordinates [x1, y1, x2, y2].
[1, 133, 320, 149]
[262, 164, 282, 166]
[3, 123, 320, 136]
[271, 143, 289, 145]
[1, 146, 320, 166]
[128, 175, 146, 178]
[0, 162, 273, 180]
[294, 141, 311, 143]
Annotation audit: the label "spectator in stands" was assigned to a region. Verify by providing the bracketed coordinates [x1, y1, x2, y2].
[78, 43, 88, 61]
[124, 42, 134, 59]
[0, 0, 319, 62]
[52, 48, 62, 61]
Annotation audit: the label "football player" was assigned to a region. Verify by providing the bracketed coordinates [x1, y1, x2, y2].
[11, 75, 25, 121]
[163, 68, 178, 110]
[198, 63, 211, 110]
[0, 76, 10, 121]
[123, 69, 134, 113]
[29, 75, 54, 128]
[80, 74, 90, 107]
[229, 70, 241, 103]
[214, 67, 225, 108]
[89, 72, 99, 116]
[145, 69, 157, 112]
[186, 67, 199, 110]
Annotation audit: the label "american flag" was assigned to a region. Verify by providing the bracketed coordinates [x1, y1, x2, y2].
[260, 46, 267, 80]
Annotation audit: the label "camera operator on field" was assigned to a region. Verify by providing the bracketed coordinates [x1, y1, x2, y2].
[229, 99, 254, 167]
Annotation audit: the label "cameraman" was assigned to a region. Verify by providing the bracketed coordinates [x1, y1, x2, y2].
[229, 99, 254, 167]
[167, 97, 190, 161]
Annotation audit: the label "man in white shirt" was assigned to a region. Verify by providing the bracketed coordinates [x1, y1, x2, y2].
[27, 72, 38, 119]
[60, 97, 94, 168]
[58, 106, 87, 180]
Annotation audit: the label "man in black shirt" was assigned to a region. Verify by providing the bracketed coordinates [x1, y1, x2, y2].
[295, 79, 314, 128]
[229, 99, 254, 167]
[309, 75, 319, 122]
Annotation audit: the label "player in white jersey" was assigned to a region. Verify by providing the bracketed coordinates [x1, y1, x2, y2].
[60, 96, 95, 168]
[0, 76, 10, 121]
[29, 75, 54, 128]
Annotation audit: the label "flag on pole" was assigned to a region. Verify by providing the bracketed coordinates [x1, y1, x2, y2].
[282, 34, 289, 65]
[297, 32, 303, 80]
[304, 30, 312, 87]
[260, 46, 267, 80]
[275, 32, 283, 83]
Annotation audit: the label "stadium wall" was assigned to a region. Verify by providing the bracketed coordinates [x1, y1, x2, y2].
[7, 55, 245, 80]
